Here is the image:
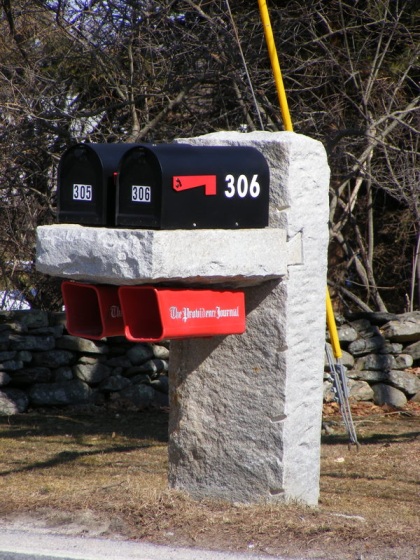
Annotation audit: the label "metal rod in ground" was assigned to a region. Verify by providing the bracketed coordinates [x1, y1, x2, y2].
[325, 344, 359, 446]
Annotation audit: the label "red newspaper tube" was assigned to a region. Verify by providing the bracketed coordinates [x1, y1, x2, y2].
[118, 286, 245, 342]
[61, 281, 124, 340]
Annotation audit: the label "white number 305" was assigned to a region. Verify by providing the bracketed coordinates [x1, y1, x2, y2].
[224, 174, 260, 198]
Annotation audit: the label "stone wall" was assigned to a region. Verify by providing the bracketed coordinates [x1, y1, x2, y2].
[0, 310, 169, 415]
[2, 308, 420, 416]
[325, 311, 420, 407]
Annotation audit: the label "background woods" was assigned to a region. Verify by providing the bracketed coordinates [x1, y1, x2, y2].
[0, 0, 419, 313]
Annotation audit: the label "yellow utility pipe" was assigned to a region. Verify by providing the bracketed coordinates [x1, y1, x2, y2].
[257, 0, 342, 359]
[326, 288, 342, 359]
[257, 0, 293, 132]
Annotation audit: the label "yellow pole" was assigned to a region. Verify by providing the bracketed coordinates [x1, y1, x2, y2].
[257, 0, 342, 360]
[326, 288, 342, 359]
[257, 0, 293, 132]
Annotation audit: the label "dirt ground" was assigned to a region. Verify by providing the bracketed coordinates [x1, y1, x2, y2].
[0, 402, 419, 560]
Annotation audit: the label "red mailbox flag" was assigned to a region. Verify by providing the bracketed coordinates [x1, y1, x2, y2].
[172, 175, 217, 196]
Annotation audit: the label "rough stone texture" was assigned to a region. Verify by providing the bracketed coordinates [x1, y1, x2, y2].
[372, 384, 407, 408]
[347, 335, 387, 356]
[0, 372, 11, 386]
[73, 362, 111, 385]
[150, 376, 169, 394]
[36, 227, 291, 287]
[119, 384, 156, 409]
[99, 374, 131, 393]
[8, 334, 55, 352]
[347, 379, 374, 401]
[32, 350, 76, 368]
[0, 388, 29, 415]
[29, 379, 93, 407]
[56, 335, 108, 354]
[347, 369, 420, 395]
[404, 340, 420, 361]
[17, 351, 32, 363]
[9, 367, 52, 386]
[168, 131, 329, 505]
[0, 351, 17, 361]
[378, 342, 404, 354]
[151, 344, 170, 360]
[54, 366, 73, 382]
[126, 344, 155, 365]
[0, 310, 49, 329]
[129, 359, 167, 375]
[0, 359, 23, 371]
[337, 324, 358, 343]
[354, 353, 413, 371]
[380, 312, 420, 342]
[350, 319, 381, 338]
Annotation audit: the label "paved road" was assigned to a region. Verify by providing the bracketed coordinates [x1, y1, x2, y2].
[0, 555, 72, 560]
[0, 528, 305, 560]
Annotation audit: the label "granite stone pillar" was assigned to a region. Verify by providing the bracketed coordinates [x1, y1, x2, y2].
[168, 131, 329, 504]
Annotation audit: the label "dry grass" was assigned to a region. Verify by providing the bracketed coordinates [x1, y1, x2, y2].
[0, 404, 419, 560]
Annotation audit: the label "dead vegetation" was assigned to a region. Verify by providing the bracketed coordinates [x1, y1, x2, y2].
[0, 403, 419, 560]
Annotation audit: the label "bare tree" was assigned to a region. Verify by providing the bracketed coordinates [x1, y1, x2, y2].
[0, 0, 418, 312]
[262, 0, 419, 312]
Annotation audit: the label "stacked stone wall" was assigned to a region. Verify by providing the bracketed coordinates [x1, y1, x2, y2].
[325, 311, 420, 407]
[2, 309, 420, 416]
[0, 310, 169, 415]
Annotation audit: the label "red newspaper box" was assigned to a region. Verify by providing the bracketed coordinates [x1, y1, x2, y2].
[118, 286, 246, 342]
[61, 281, 124, 340]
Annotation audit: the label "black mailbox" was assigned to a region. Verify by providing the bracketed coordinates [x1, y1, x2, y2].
[116, 144, 269, 229]
[57, 143, 135, 226]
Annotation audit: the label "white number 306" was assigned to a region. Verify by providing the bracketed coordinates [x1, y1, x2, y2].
[224, 174, 260, 198]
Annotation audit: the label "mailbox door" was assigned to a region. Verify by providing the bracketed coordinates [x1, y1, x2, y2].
[58, 144, 104, 225]
[116, 146, 162, 228]
[58, 143, 135, 226]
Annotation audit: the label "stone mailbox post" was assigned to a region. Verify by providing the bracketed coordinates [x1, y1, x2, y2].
[36, 130, 330, 505]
